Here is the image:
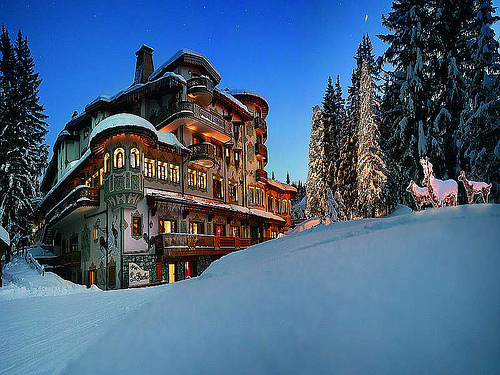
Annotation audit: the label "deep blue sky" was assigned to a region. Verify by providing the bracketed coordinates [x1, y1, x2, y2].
[3, 0, 497, 182]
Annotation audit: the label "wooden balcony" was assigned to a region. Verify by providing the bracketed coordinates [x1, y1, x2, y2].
[46, 186, 100, 224]
[256, 168, 268, 183]
[189, 142, 216, 168]
[156, 233, 270, 257]
[254, 117, 267, 135]
[187, 77, 214, 106]
[150, 101, 232, 142]
[255, 142, 268, 161]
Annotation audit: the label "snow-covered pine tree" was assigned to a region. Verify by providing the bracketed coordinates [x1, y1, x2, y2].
[305, 106, 329, 219]
[458, 0, 500, 202]
[379, 1, 431, 206]
[0, 28, 48, 260]
[426, 0, 474, 180]
[356, 59, 387, 217]
[322, 76, 342, 191]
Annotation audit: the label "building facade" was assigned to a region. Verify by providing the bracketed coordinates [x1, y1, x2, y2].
[35, 46, 296, 289]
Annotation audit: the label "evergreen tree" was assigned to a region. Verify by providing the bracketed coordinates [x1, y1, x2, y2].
[356, 59, 387, 217]
[458, 0, 500, 201]
[0, 27, 48, 260]
[379, 0, 431, 206]
[305, 106, 329, 219]
[286, 171, 290, 184]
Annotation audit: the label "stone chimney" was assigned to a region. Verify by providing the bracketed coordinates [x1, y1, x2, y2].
[134, 45, 154, 84]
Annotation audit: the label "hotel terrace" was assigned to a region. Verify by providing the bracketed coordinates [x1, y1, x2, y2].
[34, 45, 296, 289]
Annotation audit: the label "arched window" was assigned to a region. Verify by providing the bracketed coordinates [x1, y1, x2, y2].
[114, 147, 125, 169]
[130, 148, 140, 169]
[104, 153, 110, 173]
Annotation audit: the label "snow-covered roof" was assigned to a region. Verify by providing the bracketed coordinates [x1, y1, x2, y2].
[145, 189, 285, 222]
[149, 48, 221, 82]
[0, 224, 10, 247]
[86, 72, 186, 109]
[157, 131, 189, 152]
[89, 113, 156, 142]
[226, 89, 269, 108]
[267, 179, 297, 193]
[38, 149, 92, 208]
[214, 88, 252, 117]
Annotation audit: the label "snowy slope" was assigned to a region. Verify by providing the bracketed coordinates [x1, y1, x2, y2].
[1, 205, 500, 375]
[67, 204, 500, 375]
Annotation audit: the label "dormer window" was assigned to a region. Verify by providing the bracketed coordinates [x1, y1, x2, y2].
[114, 148, 125, 169]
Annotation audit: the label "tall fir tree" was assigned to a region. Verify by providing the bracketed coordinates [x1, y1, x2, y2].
[356, 59, 387, 217]
[322, 76, 342, 191]
[379, 0, 432, 207]
[305, 106, 329, 219]
[0, 27, 48, 259]
[458, 0, 500, 201]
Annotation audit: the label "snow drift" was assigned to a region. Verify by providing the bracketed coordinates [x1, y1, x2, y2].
[66, 204, 500, 375]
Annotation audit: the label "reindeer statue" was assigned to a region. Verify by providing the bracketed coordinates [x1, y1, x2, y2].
[458, 170, 491, 204]
[420, 158, 458, 208]
[406, 180, 432, 211]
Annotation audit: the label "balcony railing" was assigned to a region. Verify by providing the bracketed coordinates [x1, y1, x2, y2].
[254, 117, 267, 134]
[187, 77, 214, 95]
[255, 142, 268, 161]
[188, 142, 216, 167]
[150, 101, 231, 137]
[46, 186, 100, 224]
[156, 233, 270, 257]
[256, 168, 268, 183]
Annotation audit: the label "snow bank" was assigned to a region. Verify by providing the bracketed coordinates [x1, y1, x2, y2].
[287, 216, 322, 234]
[0, 256, 99, 301]
[64, 204, 500, 375]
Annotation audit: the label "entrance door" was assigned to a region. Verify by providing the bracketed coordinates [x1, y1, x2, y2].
[168, 263, 175, 283]
[155, 258, 162, 282]
[214, 224, 224, 237]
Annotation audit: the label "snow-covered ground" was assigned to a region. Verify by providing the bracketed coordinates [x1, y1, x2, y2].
[0, 256, 98, 301]
[1, 204, 500, 374]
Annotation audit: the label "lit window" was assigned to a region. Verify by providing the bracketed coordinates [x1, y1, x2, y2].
[114, 148, 125, 169]
[144, 158, 155, 178]
[213, 177, 223, 199]
[130, 148, 140, 169]
[93, 225, 99, 241]
[157, 162, 167, 181]
[249, 186, 255, 205]
[198, 171, 207, 190]
[92, 171, 99, 188]
[99, 168, 104, 186]
[159, 219, 177, 233]
[104, 153, 110, 173]
[169, 164, 179, 183]
[132, 216, 142, 237]
[85, 178, 91, 187]
[229, 182, 237, 203]
[188, 169, 197, 188]
[189, 221, 204, 234]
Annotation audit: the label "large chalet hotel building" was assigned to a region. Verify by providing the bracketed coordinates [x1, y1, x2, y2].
[36, 46, 296, 289]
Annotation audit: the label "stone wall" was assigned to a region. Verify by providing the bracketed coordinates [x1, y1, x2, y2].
[122, 254, 156, 288]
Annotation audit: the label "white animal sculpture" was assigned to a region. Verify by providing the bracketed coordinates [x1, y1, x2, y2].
[420, 158, 458, 208]
[458, 170, 491, 204]
[406, 180, 432, 211]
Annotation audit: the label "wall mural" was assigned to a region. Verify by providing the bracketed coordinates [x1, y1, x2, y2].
[99, 215, 120, 263]
[81, 224, 90, 262]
